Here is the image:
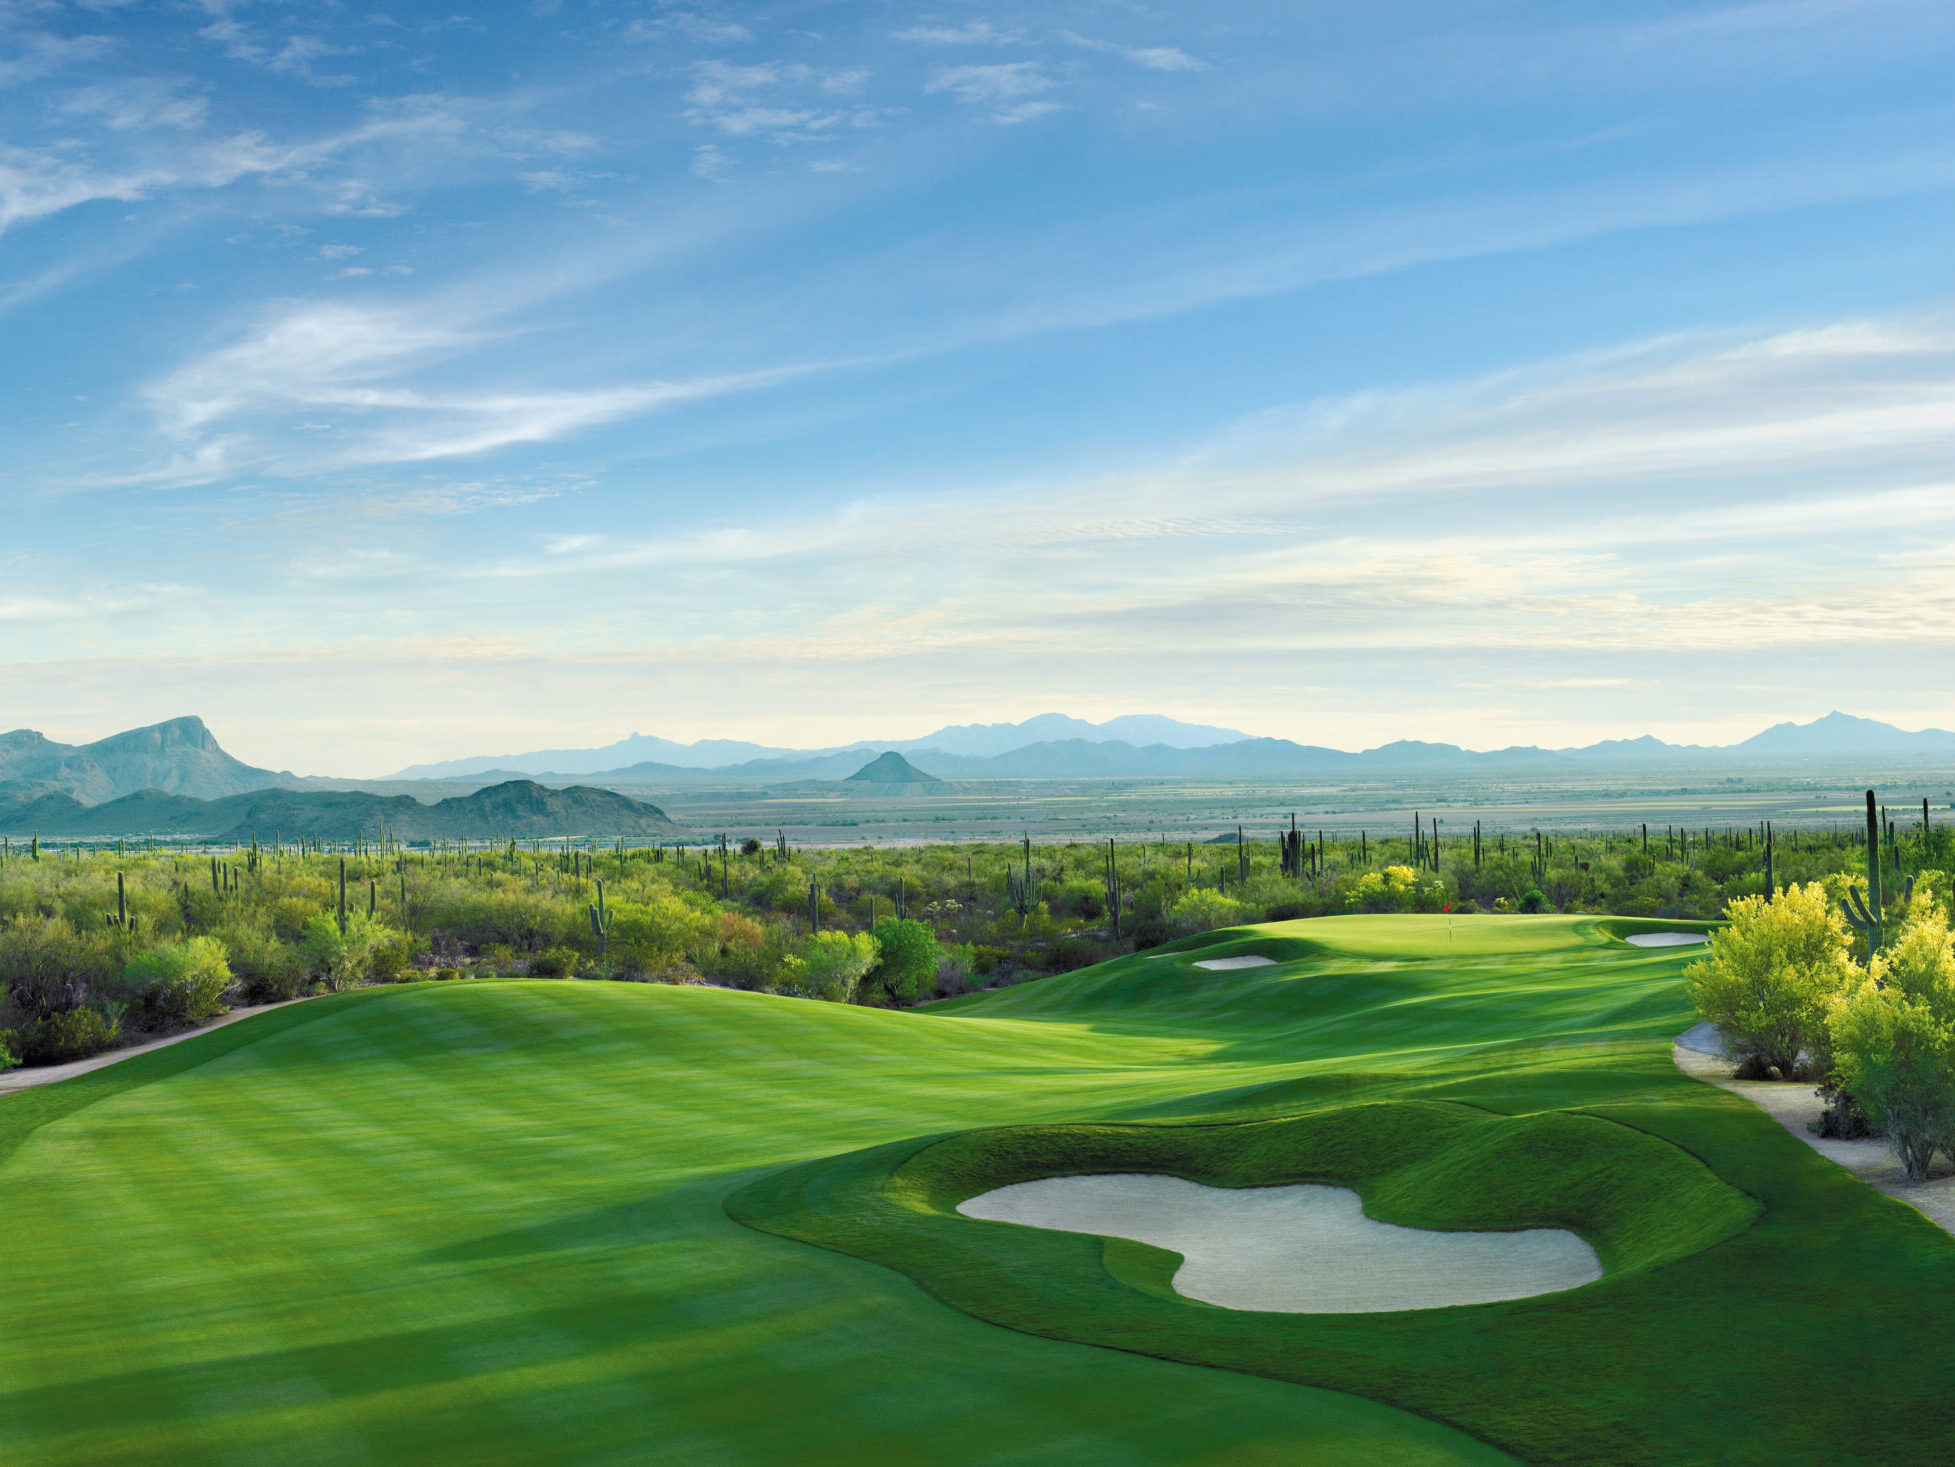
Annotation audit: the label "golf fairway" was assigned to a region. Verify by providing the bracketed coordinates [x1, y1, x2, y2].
[4, 916, 1951, 1464]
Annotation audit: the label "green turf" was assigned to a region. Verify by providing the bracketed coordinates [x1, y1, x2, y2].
[2, 915, 1948, 1464]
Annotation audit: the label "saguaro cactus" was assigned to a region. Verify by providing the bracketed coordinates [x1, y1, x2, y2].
[1104, 837, 1120, 940]
[105, 871, 137, 933]
[1843, 789, 1887, 957]
[338, 858, 348, 937]
[588, 879, 614, 956]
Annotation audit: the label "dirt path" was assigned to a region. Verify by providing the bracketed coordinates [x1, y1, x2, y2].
[1672, 1037, 1955, 1236]
[0, 998, 314, 1095]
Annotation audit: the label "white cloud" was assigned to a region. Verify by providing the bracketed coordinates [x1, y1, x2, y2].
[0, 103, 465, 239]
[266, 36, 357, 87]
[432, 306, 1955, 684]
[892, 21, 1016, 46]
[56, 80, 211, 131]
[994, 100, 1061, 125]
[622, 12, 755, 45]
[925, 62, 1063, 122]
[926, 62, 1053, 105]
[1066, 34, 1209, 72]
[134, 298, 834, 471]
[0, 17, 111, 86]
[684, 60, 880, 143]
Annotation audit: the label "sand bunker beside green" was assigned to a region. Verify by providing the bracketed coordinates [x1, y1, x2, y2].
[958, 1172, 1602, 1312]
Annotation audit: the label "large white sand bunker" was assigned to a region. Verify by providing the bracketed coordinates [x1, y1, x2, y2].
[958, 1173, 1601, 1313]
[1192, 955, 1277, 970]
[1623, 931, 1708, 948]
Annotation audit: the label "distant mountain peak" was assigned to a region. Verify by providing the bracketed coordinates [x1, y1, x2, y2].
[100, 715, 219, 750]
[0, 715, 285, 804]
[846, 751, 942, 784]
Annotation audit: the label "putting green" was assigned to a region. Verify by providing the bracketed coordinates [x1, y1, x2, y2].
[2, 916, 1950, 1465]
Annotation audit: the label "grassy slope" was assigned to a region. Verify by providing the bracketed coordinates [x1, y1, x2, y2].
[2, 967, 1518, 1466]
[3, 914, 1942, 1464]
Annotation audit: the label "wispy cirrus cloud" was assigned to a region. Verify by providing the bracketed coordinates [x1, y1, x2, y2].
[1064, 33, 1208, 72]
[131, 297, 836, 475]
[683, 60, 878, 145]
[450, 306, 1955, 676]
[892, 21, 1018, 46]
[925, 61, 1059, 122]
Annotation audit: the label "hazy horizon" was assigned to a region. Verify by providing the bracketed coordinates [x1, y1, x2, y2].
[5, 2, 1953, 775]
[5, 705, 1951, 782]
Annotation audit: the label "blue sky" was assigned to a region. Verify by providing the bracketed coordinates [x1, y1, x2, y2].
[3, 0, 1954, 775]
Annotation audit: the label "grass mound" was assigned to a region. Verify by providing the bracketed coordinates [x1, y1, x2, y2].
[882, 1102, 1758, 1280]
[728, 1101, 1758, 1437]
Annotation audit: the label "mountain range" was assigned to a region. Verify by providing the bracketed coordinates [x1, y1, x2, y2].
[4, 712, 1955, 832]
[430, 712, 1955, 787]
[386, 712, 1254, 778]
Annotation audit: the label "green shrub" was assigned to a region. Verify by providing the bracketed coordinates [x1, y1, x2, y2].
[216, 920, 303, 1003]
[122, 936, 233, 1028]
[606, 893, 714, 974]
[969, 944, 1009, 975]
[1036, 936, 1102, 973]
[528, 946, 581, 978]
[781, 930, 880, 1003]
[1169, 888, 1253, 932]
[865, 917, 942, 1005]
[268, 896, 321, 943]
[0, 914, 118, 1022]
[367, 930, 415, 984]
[299, 913, 407, 992]
[1519, 889, 1547, 914]
[20, 1006, 121, 1065]
[0, 1028, 18, 1073]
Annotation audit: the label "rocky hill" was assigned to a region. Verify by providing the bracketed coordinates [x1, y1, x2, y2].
[0, 780, 685, 842]
[0, 716, 291, 803]
[844, 751, 943, 784]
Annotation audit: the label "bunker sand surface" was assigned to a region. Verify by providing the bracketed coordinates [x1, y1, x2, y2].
[1672, 1040, 1955, 1235]
[958, 1172, 1602, 1312]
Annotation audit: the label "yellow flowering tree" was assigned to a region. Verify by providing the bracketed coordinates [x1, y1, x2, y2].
[1685, 882, 1854, 1076]
[1830, 904, 1955, 1181]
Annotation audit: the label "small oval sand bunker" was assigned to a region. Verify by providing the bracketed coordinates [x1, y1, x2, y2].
[958, 1173, 1601, 1313]
[1623, 932, 1708, 948]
